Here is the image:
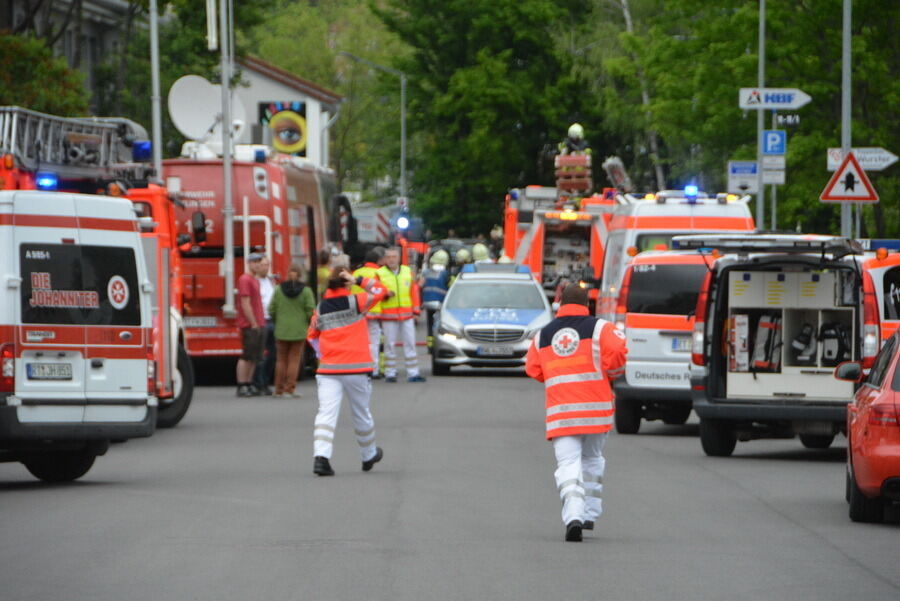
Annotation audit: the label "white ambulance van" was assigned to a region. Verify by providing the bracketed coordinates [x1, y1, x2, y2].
[1, 190, 156, 481]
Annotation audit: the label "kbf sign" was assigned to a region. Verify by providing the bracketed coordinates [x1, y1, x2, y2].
[739, 88, 812, 110]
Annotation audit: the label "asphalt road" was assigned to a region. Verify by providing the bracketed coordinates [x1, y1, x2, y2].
[1, 365, 898, 601]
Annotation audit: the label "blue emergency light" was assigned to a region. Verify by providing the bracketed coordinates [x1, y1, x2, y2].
[396, 214, 410, 230]
[684, 185, 699, 199]
[132, 140, 152, 162]
[35, 172, 58, 191]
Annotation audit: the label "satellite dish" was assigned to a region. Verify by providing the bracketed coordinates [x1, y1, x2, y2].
[168, 75, 221, 140]
[208, 87, 247, 142]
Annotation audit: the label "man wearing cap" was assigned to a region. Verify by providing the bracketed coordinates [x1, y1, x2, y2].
[525, 284, 627, 542]
[236, 253, 269, 397]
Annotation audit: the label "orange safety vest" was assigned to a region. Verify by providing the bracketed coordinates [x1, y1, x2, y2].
[352, 262, 383, 317]
[376, 264, 420, 320]
[525, 303, 627, 440]
[308, 277, 388, 375]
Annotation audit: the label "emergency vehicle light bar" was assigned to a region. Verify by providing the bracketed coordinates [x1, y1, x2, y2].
[543, 211, 591, 221]
[673, 234, 862, 258]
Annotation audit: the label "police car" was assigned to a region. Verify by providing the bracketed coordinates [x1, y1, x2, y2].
[432, 270, 552, 374]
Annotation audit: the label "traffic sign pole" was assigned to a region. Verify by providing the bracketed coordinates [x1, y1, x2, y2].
[841, 0, 852, 238]
[756, 0, 766, 229]
[771, 111, 777, 229]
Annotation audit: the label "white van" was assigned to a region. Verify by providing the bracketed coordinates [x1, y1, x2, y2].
[0, 191, 156, 481]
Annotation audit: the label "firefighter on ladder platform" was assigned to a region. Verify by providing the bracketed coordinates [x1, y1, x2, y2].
[525, 284, 627, 542]
[558, 123, 591, 156]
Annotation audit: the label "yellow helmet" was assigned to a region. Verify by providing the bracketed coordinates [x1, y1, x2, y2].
[455, 248, 471, 263]
[472, 243, 490, 262]
[431, 249, 449, 267]
[568, 123, 584, 140]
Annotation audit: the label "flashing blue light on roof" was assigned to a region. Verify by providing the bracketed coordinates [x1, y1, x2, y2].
[397, 215, 410, 230]
[36, 172, 58, 191]
[685, 185, 699, 197]
[132, 140, 152, 162]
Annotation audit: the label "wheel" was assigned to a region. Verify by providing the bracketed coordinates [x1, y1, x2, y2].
[431, 353, 450, 376]
[24, 450, 96, 482]
[156, 345, 194, 428]
[847, 466, 884, 523]
[615, 398, 641, 434]
[662, 404, 692, 425]
[799, 433, 834, 449]
[699, 418, 737, 457]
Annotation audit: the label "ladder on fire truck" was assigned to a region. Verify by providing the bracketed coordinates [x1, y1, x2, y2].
[0, 105, 142, 179]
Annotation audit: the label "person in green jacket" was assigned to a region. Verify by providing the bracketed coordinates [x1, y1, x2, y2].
[268, 264, 316, 397]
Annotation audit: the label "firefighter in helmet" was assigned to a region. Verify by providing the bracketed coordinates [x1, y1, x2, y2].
[558, 123, 591, 156]
[420, 249, 451, 351]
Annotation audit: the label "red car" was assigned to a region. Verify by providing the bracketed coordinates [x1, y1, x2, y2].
[835, 331, 900, 523]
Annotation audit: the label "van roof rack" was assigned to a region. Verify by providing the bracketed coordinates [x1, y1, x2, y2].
[672, 233, 863, 258]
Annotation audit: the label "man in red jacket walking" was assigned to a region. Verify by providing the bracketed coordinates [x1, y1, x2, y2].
[307, 268, 390, 476]
[525, 284, 627, 541]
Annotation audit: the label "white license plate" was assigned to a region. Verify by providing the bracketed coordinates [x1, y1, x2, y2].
[184, 316, 217, 328]
[671, 337, 691, 352]
[27, 363, 73, 380]
[477, 346, 515, 356]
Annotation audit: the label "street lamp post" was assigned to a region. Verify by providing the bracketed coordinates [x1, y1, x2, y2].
[338, 51, 407, 200]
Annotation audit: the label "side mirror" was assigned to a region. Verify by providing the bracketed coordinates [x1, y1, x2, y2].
[834, 361, 863, 382]
[191, 211, 207, 244]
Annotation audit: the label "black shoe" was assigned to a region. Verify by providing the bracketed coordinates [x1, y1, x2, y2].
[254, 385, 272, 396]
[565, 520, 583, 542]
[313, 456, 334, 476]
[237, 384, 253, 398]
[371, 374, 383, 380]
[583, 520, 594, 531]
[362, 447, 383, 472]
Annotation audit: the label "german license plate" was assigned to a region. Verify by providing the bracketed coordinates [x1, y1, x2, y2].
[671, 337, 691, 353]
[184, 316, 217, 328]
[477, 346, 514, 356]
[27, 363, 73, 380]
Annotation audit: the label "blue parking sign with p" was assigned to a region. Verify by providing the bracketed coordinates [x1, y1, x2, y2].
[763, 130, 786, 155]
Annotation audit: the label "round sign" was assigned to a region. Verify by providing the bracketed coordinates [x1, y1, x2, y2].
[107, 275, 130, 310]
[551, 327, 580, 357]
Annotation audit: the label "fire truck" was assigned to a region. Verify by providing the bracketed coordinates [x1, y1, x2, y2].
[164, 147, 351, 358]
[0, 105, 193, 428]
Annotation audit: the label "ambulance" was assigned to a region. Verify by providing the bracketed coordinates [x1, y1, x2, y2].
[1, 190, 156, 481]
[597, 189, 755, 322]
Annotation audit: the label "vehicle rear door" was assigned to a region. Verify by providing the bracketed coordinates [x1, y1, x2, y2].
[13, 192, 87, 422]
[624, 259, 707, 389]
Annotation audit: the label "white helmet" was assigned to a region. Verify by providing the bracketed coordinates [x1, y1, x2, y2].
[568, 123, 584, 140]
[472, 243, 490, 262]
[430, 249, 449, 267]
[498, 255, 513, 264]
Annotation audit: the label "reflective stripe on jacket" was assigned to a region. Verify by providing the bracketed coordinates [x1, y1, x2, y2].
[308, 277, 388, 374]
[377, 264, 420, 320]
[352, 263, 383, 316]
[525, 304, 627, 440]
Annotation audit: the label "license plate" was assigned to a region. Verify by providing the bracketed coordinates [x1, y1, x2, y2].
[27, 363, 73, 380]
[671, 337, 691, 353]
[184, 316, 217, 328]
[477, 346, 515, 356]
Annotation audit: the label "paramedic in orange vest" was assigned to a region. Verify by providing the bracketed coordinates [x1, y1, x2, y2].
[352, 247, 386, 378]
[377, 247, 425, 382]
[525, 284, 627, 542]
[307, 267, 391, 476]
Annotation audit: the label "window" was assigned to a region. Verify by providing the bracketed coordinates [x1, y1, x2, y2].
[601, 231, 625, 295]
[866, 336, 896, 388]
[626, 264, 708, 315]
[445, 283, 546, 310]
[881, 266, 900, 320]
[635, 233, 677, 252]
[20, 243, 141, 326]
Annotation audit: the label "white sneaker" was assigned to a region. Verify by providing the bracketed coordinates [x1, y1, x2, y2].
[289, 391, 303, 398]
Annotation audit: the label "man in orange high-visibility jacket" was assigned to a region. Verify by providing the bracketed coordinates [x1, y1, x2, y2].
[307, 268, 390, 476]
[525, 284, 627, 542]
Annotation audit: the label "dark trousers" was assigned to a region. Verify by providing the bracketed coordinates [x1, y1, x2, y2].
[253, 319, 276, 390]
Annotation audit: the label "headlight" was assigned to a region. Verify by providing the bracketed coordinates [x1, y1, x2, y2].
[438, 325, 463, 339]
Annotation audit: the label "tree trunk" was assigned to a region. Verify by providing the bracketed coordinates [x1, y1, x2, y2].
[71, 0, 83, 69]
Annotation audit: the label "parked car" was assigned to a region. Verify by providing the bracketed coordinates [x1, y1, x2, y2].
[612, 250, 710, 433]
[680, 234, 876, 457]
[835, 332, 900, 523]
[432, 271, 552, 374]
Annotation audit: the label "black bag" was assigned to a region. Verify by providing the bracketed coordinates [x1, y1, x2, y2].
[820, 322, 851, 365]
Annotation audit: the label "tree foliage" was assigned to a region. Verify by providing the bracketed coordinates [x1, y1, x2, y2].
[0, 33, 89, 115]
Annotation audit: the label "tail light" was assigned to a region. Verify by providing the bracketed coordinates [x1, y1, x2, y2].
[691, 270, 714, 366]
[1, 343, 14, 393]
[615, 266, 633, 331]
[862, 271, 880, 369]
[146, 349, 157, 396]
[869, 402, 899, 427]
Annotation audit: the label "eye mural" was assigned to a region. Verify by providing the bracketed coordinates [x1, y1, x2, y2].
[259, 101, 308, 156]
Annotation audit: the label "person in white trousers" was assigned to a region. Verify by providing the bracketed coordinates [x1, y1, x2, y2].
[313, 374, 379, 465]
[554, 433, 608, 529]
[377, 248, 425, 383]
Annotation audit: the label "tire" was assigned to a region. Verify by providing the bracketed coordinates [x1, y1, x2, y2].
[799, 433, 834, 450]
[156, 345, 194, 428]
[699, 418, 737, 457]
[431, 354, 450, 376]
[847, 466, 884, 523]
[24, 450, 96, 482]
[662, 404, 692, 425]
[615, 398, 641, 434]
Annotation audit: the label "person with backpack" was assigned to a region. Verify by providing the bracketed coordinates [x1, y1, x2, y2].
[268, 264, 316, 398]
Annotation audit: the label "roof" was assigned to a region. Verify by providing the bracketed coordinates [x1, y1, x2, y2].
[238, 56, 344, 111]
[456, 272, 535, 282]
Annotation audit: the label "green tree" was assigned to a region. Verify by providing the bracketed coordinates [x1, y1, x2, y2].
[0, 33, 89, 115]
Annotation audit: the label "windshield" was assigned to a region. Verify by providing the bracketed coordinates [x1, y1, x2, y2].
[635, 233, 680, 252]
[445, 282, 546, 310]
[626, 263, 707, 315]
